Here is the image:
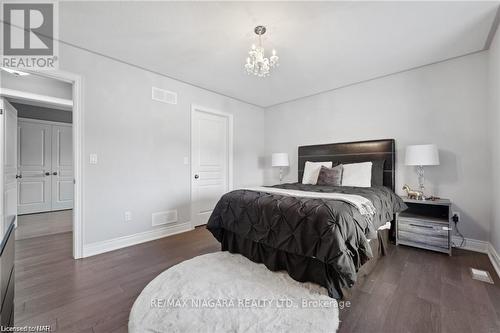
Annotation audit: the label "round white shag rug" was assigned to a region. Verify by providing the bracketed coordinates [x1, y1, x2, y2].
[129, 252, 339, 333]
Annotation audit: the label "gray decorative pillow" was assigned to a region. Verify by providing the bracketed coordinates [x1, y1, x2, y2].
[317, 165, 343, 186]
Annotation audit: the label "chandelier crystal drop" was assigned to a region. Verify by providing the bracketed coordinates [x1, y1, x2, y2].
[244, 25, 279, 77]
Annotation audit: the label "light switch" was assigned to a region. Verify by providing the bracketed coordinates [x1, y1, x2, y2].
[89, 154, 98, 165]
[124, 211, 132, 222]
[183, 157, 189, 165]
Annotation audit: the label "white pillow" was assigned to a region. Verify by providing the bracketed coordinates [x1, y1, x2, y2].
[342, 162, 373, 187]
[302, 161, 333, 185]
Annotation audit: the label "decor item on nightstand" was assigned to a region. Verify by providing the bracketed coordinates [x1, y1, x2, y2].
[405, 144, 439, 199]
[402, 184, 423, 200]
[272, 153, 289, 183]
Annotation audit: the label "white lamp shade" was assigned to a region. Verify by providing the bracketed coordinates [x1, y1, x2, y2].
[405, 144, 440, 166]
[272, 153, 289, 167]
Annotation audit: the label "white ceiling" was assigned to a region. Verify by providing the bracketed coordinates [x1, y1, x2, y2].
[59, 1, 499, 107]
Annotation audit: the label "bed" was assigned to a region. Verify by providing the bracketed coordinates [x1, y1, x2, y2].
[206, 139, 406, 299]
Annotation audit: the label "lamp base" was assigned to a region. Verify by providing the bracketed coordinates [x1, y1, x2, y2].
[416, 165, 425, 193]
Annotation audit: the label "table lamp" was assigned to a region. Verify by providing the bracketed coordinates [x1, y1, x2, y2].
[405, 144, 440, 199]
[272, 153, 289, 183]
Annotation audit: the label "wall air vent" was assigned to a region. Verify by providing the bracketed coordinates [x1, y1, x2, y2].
[152, 210, 178, 226]
[152, 87, 177, 104]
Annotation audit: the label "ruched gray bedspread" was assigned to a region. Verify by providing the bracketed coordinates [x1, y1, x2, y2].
[207, 183, 406, 298]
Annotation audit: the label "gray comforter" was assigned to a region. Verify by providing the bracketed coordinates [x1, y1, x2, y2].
[207, 183, 406, 293]
[274, 183, 406, 237]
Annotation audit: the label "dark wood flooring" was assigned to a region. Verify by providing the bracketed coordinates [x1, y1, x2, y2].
[16, 210, 72, 240]
[15, 227, 500, 333]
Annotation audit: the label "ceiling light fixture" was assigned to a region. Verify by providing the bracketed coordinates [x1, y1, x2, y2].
[0, 67, 30, 76]
[244, 25, 279, 77]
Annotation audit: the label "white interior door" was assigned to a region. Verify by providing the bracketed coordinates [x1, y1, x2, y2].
[191, 108, 231, 227]
[18, 120, 52, 214]
[51, 124, 73, 210]
[2, 99, 18, 232]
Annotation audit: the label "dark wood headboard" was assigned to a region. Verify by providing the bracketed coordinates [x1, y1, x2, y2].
[298, 139, 396, 190]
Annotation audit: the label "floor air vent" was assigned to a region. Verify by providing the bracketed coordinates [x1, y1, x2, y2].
[470, 268, 494, 284]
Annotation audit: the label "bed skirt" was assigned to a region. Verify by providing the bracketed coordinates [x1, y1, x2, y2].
[219, 229, 388, 299]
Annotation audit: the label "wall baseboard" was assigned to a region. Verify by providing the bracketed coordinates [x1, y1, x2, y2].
[452, 236, 489, 253]
[488, 243, 500, 281]
[83, 222, 193, 258]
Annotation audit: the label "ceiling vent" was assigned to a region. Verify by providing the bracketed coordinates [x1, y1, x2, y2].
[152, 87, 177, 104]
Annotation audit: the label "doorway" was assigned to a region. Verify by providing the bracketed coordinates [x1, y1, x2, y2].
[1, 99, 73, 243]
[190, 105, 233, 227]
[16, 116, 74, 240]
[0, 69, 83, 258]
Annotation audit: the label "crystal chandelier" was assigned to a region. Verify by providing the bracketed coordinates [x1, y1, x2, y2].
[244, 25, 279, 77]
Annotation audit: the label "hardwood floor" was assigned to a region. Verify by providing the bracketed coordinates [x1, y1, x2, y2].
[16, 210, 72, 240]
[338, 243, 500, 333]
[15, 227, 500, 332]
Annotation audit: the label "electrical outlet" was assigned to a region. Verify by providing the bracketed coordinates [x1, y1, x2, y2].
[124, 211, 132, 222]
[452, 211, 460, 223]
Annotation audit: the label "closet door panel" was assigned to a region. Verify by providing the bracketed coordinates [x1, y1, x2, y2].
[51, 125, 73, 210]
[17, 121, 52, 214]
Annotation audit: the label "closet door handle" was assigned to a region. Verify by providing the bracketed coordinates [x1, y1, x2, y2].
[15, 175, 22, 179]
[52, 172, 58, 176]
[45, 172, 50, 176]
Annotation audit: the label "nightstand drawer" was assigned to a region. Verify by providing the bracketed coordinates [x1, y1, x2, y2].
[398, 230, 448, 249]
[398, 218, 449, 236]
[398, 218, 449, 248]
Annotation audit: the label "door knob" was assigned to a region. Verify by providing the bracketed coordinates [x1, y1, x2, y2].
[194, 174, 199, 179]
[53, 172, 58, 176]
[45, 172, 50, 176]
[15, 175, 22, 179]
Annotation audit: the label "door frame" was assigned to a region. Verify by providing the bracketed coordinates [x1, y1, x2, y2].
[190, 104, 233, 228]
[0, 70, 84, 259]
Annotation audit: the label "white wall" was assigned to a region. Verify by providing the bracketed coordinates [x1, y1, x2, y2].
[59, 45, 265, 245]
[264, 52, 491, 241]
[489, 29, 500, 253]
